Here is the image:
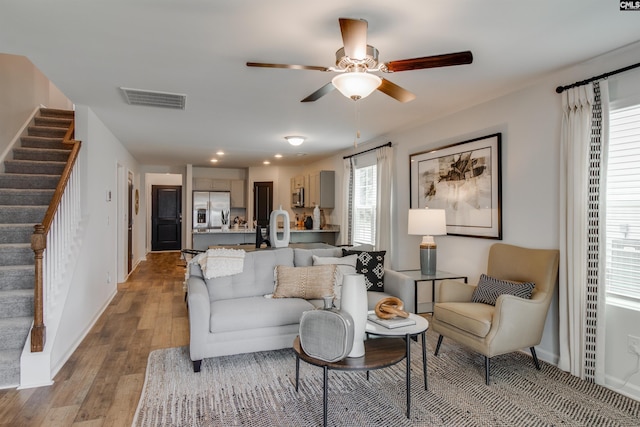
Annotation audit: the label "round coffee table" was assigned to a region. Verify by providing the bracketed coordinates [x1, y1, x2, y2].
[293, 336, 408, 427]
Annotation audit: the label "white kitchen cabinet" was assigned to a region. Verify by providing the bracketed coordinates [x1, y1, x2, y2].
[230, 179, 245, 208]
[307, 170, 335, 208]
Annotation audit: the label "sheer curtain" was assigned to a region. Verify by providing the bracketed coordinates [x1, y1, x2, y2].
[558, 81, 608, 385]
[376, 146, 393, 265]
[339, 157, 354, 246]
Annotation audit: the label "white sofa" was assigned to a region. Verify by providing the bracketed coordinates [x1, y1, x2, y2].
[187, 246, 414, 372]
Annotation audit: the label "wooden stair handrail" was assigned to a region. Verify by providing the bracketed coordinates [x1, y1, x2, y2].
[31, 117, 81, 352]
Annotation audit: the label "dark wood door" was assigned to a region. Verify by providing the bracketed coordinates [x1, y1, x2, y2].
[253, 181, 273, 227]
[127, 176, 133, 273]
[151, 185, 182, 251]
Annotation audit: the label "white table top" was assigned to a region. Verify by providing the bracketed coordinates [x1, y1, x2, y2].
[365, 311, 429, 336]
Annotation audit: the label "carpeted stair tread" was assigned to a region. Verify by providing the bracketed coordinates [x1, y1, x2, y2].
[4, 160, 66, 175]
[12, 147, 71, 162]
[27, 126, 66, 138]
[39, 108, 74, 119]
[0, 174, 61, 189]
[0, 289, 33, 318]
[34, 116, 72, 128]
[0, 317, 32, 350]
[0, 265, 34, 290]
[20, 136, 69, 151]
[0, 189, 54, 206]
[0, 348, 21, 388]
[0, 224, 36, 244]
[0, 206, 47, 224]
[0, 243, 34, 266]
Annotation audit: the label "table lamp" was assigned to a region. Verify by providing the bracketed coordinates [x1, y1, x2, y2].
[408, 208, 447, 275]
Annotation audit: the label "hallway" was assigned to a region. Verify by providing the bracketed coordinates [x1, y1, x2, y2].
[0, 251, 188, 426]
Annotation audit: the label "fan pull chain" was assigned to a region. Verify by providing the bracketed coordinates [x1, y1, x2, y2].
[353, 100, 361, 148]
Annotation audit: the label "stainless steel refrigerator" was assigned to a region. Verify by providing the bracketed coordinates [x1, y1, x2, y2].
[193, 191, 231, 230]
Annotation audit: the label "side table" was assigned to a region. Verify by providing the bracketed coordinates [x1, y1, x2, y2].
[398, 270, 468, 314]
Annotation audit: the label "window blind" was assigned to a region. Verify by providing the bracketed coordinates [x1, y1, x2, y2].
[606, 103, 640, 300]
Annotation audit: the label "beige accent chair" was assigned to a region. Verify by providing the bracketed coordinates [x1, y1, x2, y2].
[431, 243, 559, 385]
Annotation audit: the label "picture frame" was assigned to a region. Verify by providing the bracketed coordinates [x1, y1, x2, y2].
[410, 133, 502, 239]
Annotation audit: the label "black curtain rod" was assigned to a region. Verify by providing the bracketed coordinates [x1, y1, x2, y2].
[555, 61, 640, 94]
[343, 141, 392, 159]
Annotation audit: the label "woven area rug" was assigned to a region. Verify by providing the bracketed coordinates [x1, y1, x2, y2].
[133, 332, 640, 426]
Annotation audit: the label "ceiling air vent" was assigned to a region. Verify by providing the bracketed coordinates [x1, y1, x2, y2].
[120, 87, 186, 110]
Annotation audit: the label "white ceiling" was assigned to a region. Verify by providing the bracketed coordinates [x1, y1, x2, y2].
[1, 1, 639, 168]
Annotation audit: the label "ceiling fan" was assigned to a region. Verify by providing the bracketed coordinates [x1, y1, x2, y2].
[246, 18, 473, 103]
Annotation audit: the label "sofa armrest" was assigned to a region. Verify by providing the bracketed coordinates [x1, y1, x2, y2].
[437, 279, 476, 303]
[187, 276, 211, 362]
[382, 269, 415, 313]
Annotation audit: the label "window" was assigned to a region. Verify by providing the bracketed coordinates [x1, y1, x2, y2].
[351, 154, 377, 246]
[605, 103, 640, 300]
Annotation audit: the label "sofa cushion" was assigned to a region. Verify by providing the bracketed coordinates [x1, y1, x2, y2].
[273, 264, 337, 299]
[342, 249, 386, 292]
[471, 274, 535, 306]
[434, 302, 495, 338]
[294, 247, 342, 267]
[210, 296, 314, 333]
[312, 254, 358, 307]
[205, 248, 294, 301]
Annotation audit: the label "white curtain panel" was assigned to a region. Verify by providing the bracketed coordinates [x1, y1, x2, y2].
[375, 146, 393, 266]
[339, 157, 354, 246]
[558, 84, 594, 378]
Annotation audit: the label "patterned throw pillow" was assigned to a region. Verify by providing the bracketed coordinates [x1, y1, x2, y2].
[341, 249, 386, 292]
[471, 274, 535, 306]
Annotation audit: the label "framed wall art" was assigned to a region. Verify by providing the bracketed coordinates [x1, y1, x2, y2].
[410, 133, 502, 239]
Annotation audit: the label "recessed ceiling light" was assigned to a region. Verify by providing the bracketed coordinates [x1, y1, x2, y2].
[263, 160, 271, 165]
[210, 158, 218, 163]
[216, 151, 224, 156]
[274, 154, 283, 158]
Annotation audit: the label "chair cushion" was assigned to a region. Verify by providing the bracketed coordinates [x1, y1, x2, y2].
[434, 302, 495, 338]
[471, 274, 535, 306]
[342, 249, 386, 292]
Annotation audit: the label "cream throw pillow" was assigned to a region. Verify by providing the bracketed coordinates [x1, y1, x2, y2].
[273, 264, 337, 299]
[312, 254, 358, 307]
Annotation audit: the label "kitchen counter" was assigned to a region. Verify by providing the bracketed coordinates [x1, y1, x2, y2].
[191, 225, 340, 250]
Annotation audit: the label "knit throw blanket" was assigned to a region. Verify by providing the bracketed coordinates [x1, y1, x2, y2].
[196, 248, 245, 279]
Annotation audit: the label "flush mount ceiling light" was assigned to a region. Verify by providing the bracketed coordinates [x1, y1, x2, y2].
[285, 136, 305, 146]
[216, 151, 224, 156]
[331, 71, 382, 101]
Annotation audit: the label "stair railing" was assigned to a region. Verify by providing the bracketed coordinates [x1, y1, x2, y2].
[30, 119, 82, 352]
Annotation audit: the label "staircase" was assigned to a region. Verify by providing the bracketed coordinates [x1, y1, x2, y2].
[0, 108, 73, 388]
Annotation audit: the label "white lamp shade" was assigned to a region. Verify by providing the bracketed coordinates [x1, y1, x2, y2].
[332, 72, 382, 100]
[408, 208, 447, 236]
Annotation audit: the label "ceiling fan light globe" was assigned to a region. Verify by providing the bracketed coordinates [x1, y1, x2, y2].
[332, 72, 382, 101]
[285, 136, 305, 146]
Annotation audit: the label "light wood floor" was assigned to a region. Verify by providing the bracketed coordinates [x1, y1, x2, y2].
[0, 252, 189, 427]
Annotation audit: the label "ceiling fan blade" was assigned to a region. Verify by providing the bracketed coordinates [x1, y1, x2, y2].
[377, 79, 416, 103]
[301, 82, 336, 102]
[384, 51, 473, 73]
[246, 62, 330, 72]
[339, 18, 368, 60]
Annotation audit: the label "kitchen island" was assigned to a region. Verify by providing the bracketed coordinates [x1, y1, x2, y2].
[191, 225, 339, 250]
